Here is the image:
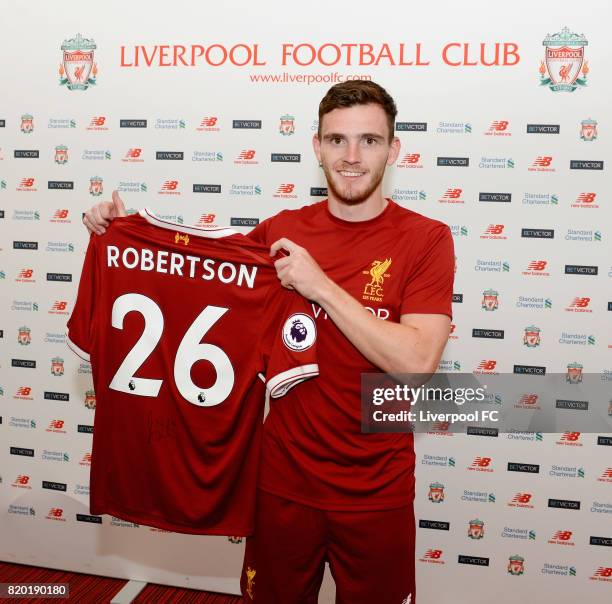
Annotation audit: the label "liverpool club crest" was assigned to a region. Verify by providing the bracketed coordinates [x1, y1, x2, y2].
[21, 114, 34, 134]
[539, 27, 588, 92]
[523, 325, 541, 348]
[84, 389, 96, 410]
[566, 362, 583, 384]
[467, 519, 485, 540]
[580, 118, 597, 141]
[279, 114, 295, 136]
[508, 555, 525, 576]
[51, 357, 65, 376]
[18, 326, 31, 345]
[55, 145, 68, 165]
[482, 289, 499, 311]
[428, 482, 445, 503]
[59, 34, 98, 91]
[89, 176, 103, 196]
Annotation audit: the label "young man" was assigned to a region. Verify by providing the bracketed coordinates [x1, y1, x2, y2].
[83, 81, 454, 603]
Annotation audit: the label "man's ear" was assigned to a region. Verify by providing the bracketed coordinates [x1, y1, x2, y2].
[387, 136, 401, 165]
[312, 133, 322, 164]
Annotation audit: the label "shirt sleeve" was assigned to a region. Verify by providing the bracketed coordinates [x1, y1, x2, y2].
[65, 236, 99, 361]
[259, 286, 319, 398]
[245, 216, 272, 245]
[400, 223, 454, 319]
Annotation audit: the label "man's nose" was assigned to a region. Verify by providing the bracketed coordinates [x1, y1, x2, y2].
[343, 140, 361, 163]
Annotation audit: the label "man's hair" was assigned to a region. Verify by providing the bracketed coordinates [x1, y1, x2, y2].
[318, 80, 397, 141]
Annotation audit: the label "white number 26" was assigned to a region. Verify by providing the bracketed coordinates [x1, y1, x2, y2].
[109, 293, 234, 407]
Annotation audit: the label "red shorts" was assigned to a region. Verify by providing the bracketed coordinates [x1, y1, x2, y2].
[241, 489, 416, 604]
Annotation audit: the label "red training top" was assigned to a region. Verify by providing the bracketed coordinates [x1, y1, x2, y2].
[248, 199, 454, 510]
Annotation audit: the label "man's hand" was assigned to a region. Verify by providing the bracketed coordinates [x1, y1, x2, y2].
[270, 238, 450, 374]
[270, 238, 333, 303]
[83, 190, 127, 235]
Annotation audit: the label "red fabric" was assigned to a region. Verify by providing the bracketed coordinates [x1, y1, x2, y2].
[248, 200, 454, 510]
[66, 212, 318, 535]
[241, 489, 416, 604]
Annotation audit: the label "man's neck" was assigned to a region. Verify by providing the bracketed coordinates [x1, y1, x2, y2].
[327, 195, 388, 222]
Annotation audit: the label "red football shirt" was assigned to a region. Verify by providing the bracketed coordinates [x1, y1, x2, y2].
[248, 199, 454, 510]
[66, 209, 318, 534]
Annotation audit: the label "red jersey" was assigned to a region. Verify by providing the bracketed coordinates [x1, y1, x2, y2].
[66, 209, 318, 534]
[248, 199, 454, 510]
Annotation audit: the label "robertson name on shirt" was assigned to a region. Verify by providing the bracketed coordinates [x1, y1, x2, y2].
[106, 244, 258, 288]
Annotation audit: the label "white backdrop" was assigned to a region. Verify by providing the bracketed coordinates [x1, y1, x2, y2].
[0, 1, 611, 602]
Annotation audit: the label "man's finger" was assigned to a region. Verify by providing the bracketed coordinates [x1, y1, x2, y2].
[112, 190, 127, 217]
[273, 256, 292, 271]
[83, 215, 105, 235]
[92, 204, 110, 228]
[82, 215, 94, 235]
[270, 237, 299, 257]
[100, 200, 114, 220]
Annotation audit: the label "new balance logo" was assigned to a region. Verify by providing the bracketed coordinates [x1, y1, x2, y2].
[577, 192, 596, 203]
[489, 120, 509, 132]
[527, 261, 547, 271]
[477, 360, 496, 371]
[552, 531, 572, 541]
[237, 150, 256, 160]
[443, 188, 462, 199]
[519, 394, 538, 406]
[570, 297, 590, 308]
[197, 214, 216, 225]
[560, 432, 580, 442]
[594, 568, 612, 578]
[401, 154, 420, 164]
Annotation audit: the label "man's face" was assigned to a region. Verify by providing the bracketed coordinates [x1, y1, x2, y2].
[313, 103, 400, 206]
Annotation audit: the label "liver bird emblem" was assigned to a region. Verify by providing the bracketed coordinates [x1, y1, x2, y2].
[246, 566, 256, 599]
[368, 258, 392, 286]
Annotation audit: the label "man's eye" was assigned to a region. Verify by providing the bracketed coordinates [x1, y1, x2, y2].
[332, 137, 343, 144]
[365, 137, 376, 145]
